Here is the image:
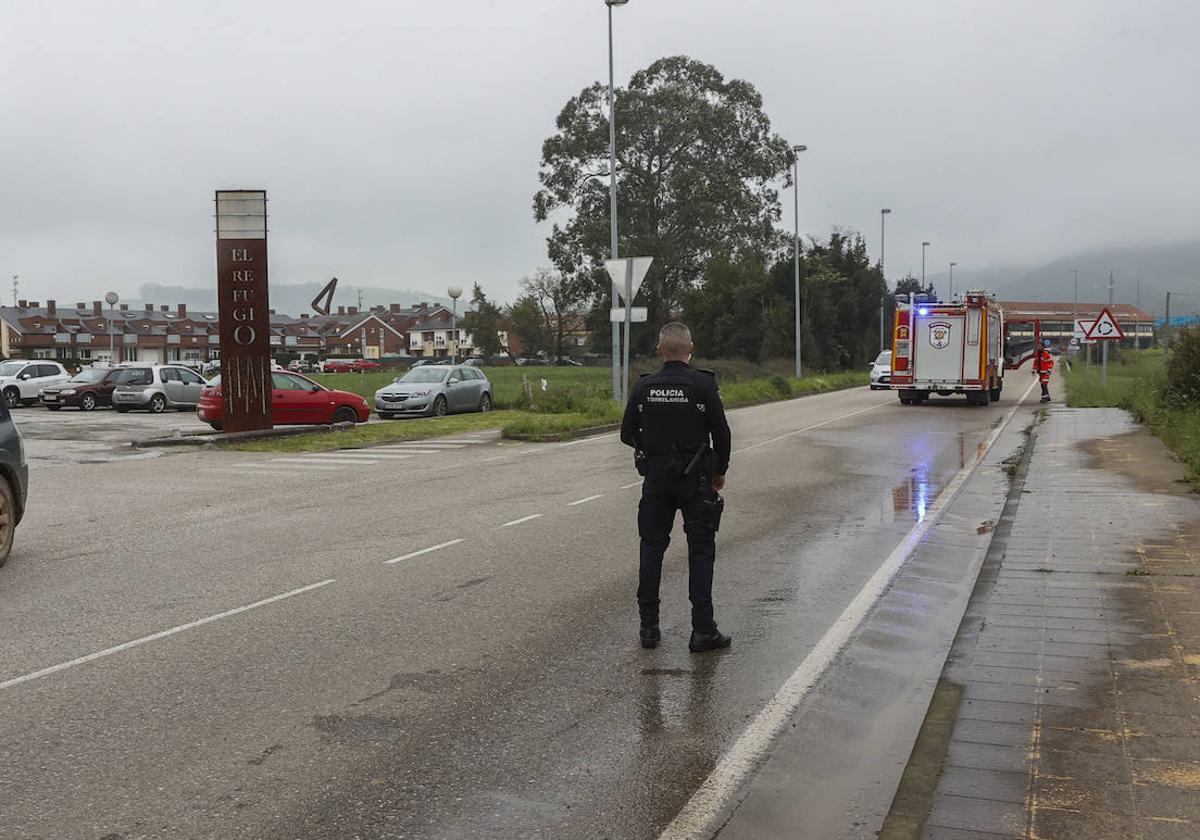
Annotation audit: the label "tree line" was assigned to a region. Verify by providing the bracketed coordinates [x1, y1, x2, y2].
[471, 55, 917, 371]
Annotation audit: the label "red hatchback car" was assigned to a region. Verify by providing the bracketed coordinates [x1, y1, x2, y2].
[198, 371, 371, 431]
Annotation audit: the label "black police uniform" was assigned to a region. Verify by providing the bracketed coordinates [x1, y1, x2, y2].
[620, 360, 732, 639]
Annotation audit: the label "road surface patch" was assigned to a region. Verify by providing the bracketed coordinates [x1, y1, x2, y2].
[0, 579, 337, 691]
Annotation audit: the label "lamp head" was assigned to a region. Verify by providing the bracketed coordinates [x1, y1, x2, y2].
[950, 262, 957, 268]
[792, 144, 807, 153]
[605, 0, 630, 6]
[881, 208, 892, 215]
[922, 241, 930, 247]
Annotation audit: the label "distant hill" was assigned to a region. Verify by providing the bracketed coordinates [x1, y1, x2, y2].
[134, 282, 455, 317]
[921, 239, 1200, 317]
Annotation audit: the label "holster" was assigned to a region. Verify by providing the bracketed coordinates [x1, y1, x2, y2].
[701, 491, 725, 532]
[634, 449, 648, 477]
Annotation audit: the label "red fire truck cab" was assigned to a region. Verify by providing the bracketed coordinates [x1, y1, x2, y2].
[890, 290, 1006, 406]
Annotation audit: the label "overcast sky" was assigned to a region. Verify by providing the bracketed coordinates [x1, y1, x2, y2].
[3, 0, 1197, 307]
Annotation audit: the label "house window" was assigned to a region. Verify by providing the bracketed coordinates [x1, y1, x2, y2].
[33, 348, 52, 359]
[78, 348, 92, 360]
[121, 346, 139, 362]
[168, 347, 181, 361]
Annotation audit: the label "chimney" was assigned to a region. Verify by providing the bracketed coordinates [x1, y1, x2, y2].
[145, 304, 153, 312]
[120, 304, 129, 311]
[46, 300, 56, 316]
[75, 302, 85, 311]
[390, 303, 400, 314]
[337, 306, 345, 316]
[17, 299, 26, 308]
[160, 305, 169, 312]
[177, 304, 186, 318]
[29, 301, 39, 309]
[93, 301, 103, 316]
[300, 313, 309, 320]
[348, 306, 358, 316]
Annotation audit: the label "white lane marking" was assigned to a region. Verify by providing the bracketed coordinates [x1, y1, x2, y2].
[567, 494, 605, 506]
[732, 403, 887, 456]
[384, 538, 466, 565]
[559, 432, 620, 448]
[368, 448, 442, 455]
[517, 448, 544, 457]
[657, 379, 1038, 840]
[621, 480, 642, 489]
[384, 442, 466, 449]
[482, 455, 508, 463]
[308, 452, 412, 460]
[229, 462, 346, 472]
[0, 579, 337, 691]
[499, 513, 543, 528]
[272, 457, 378, 465]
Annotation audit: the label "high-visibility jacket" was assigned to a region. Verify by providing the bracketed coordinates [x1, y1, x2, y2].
[1034, 349, 1055, 382]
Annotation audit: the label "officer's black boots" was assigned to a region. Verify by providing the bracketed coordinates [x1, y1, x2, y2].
[688, 628, 732, 653]
[640, 625, 661, 649]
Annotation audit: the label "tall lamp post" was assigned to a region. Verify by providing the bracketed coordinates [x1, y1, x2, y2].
[104, 291, 119, 364]
[1071, 269, 1078, 348]
[921, 242, 930, 291]
[879, 208, 891, 351]
[606, 0, 629, 401]
[792, 144, 807, 378]
[448, 285, 463, 362]
[949, 261, 957, 301]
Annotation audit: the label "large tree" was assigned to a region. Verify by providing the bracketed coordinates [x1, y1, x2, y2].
[534, 55, 794, 356]
[459, 283, 507, 358]
[521, 268, 587, 361]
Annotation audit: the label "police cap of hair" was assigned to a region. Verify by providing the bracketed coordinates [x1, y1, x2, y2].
[658, 322, 692, 354]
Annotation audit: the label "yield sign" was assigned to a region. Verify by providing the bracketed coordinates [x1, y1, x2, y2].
[1084, 307, 1125, 341]
[605, 257, 654, 303]
[1073, 319, 1096, 344]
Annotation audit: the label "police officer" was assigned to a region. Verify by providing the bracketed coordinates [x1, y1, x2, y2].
[620, 322, 732, 653]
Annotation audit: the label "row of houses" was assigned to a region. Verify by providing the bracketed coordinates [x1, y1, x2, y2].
[0, 299, 490, 365]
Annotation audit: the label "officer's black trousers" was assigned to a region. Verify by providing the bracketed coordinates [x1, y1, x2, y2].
[636, 469, 717, 633]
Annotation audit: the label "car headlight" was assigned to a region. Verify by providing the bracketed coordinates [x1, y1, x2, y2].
[60, 389, 76, 395]
[411, 390, 430, 397]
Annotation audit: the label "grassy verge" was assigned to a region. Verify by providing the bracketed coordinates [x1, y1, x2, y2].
[230, 365, 869, 451]
[223, 411, 523, 453]
[1065, 349, 1200, 483]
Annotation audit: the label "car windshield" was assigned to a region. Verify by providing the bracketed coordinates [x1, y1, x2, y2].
[875, 351, 893, 365]
[69, 368, 110, 383]
[0, 362, 26, 377]
[398, 368, 450, 384]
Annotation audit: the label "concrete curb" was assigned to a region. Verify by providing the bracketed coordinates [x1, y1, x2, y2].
[501, 422, 620, 443]
[132, 422, 354, 449]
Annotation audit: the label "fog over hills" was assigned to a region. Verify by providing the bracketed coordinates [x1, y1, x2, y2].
[921, 238, 1200, 317]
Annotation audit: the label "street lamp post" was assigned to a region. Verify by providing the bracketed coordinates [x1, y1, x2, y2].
[949, 262, 957, 301]
[606, 0, 629, 402]
[879, 208, 891, 351]
[448, 285, 463, 362]
[921, 242, 930, 292]
[792, 144, 807, 378]
[104, 291, 119, 364]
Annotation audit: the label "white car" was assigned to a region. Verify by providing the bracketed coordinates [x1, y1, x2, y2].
[869, 350, 893, 390]
[0, 360, 70, 408]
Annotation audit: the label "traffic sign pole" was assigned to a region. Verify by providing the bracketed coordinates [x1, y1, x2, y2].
[623, 261, 632, 403]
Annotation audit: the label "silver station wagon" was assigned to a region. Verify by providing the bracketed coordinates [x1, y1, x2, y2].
[374, 365, 492, 418]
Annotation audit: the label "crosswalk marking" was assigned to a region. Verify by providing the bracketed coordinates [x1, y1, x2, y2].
[229, 462, 346, 472]
[272, 457, 378, 466]
[308, 452, 412, 460]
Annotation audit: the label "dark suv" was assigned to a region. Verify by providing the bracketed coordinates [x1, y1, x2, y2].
[39, 366, 129, 411]
[0, 400, 28, 566]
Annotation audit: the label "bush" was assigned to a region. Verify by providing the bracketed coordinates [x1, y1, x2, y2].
[1167, 325, 1200, 405]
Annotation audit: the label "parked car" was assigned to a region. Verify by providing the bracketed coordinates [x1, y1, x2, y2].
[869, 350, 893, 390]
[320, 359, 357, 373]
[555, 358, 583, 366]
[287, 360, 315, 374]
[202, 360, 222, 377]
[353, 359, 382, 371]
[198, 371, 371, 430]
[515, 357, 548, 366]
[0, 399, 28, 567]
[374, 365, 492, 418]
[39, 366, 130, 411]
[111, 365, 209, 413]
[0, 360, 70, 409]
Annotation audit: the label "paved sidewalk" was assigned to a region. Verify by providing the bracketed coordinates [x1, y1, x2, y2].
[883, 406, 1200, 839]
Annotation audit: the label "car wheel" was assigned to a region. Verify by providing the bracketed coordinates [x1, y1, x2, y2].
[3, 388, 19, 410]
[80, 393, 97, 411]
[209, 420, 223, 431]
[0, 477, 14, 568]
[478, 393, 492, 413]
[332, 406, 358, 425]
[149, 394, 167, 413]
[432, 395, 448, 417]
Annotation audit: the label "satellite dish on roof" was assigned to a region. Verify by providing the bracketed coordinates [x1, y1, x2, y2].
[104, 292, 119, 305]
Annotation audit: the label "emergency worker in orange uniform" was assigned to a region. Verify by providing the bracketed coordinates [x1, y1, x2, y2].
[1034, 339, 1055, 403]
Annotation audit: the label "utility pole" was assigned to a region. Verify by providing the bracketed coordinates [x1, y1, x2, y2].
[879, 208, 891, 352]
[605, 0, 629, 401]
[792, 145, 807, 378]
[1165, 291, 1171, 347]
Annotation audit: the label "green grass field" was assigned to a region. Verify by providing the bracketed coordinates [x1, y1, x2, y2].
[222, 362, 868, 451]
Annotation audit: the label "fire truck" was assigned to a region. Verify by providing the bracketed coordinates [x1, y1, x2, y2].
[889, 290, 1006, 405]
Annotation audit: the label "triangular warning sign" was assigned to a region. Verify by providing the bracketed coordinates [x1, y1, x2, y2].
[605, 257, 653, 303]
[1084, 307, 1125, 341]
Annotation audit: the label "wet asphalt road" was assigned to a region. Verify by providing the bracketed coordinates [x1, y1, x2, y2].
[0, 386, 1026, 839]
